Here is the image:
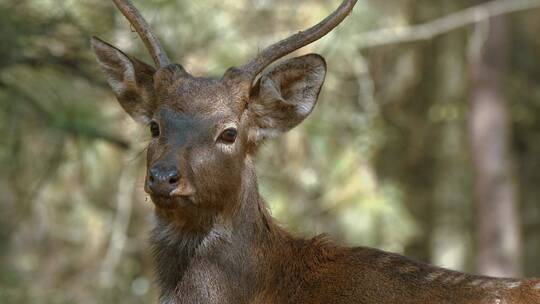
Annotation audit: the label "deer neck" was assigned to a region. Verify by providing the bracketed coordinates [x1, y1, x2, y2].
[149, 156, 283, 302]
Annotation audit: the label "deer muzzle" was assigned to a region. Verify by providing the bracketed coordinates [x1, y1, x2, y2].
[146, 163, 180, 197]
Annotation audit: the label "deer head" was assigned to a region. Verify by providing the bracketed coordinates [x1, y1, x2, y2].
[91, 0, 357, 229]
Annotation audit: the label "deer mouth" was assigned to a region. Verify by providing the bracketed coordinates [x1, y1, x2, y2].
[150, 194, 196, 209]
[144, 176, 197, 209]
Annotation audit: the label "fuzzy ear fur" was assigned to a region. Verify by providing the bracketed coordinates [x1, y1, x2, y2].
[91, 36, 156, 124]
[248, 54, 327, 144]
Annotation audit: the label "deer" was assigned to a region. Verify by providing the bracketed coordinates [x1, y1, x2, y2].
[91, 0, 540, 303]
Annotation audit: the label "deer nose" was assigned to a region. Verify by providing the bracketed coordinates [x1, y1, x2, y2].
[147, 165, 180, 197]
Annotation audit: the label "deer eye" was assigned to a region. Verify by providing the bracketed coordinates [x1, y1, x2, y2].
[149, 121, 160, 138]
[219, 128, 237, 144]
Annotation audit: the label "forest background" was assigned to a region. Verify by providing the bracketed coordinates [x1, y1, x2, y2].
[1, 0, 540, 303]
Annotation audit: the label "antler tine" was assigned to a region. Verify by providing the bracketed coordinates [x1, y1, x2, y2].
[241, 0, 357, 81]
[112, 0, 170, 67]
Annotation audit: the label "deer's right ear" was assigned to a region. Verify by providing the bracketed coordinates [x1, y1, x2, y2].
[91, 37, 156, 124]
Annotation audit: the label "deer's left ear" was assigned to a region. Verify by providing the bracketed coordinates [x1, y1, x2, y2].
[247, 54, 326, 144]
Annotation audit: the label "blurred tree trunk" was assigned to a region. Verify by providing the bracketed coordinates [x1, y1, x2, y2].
[367, 43, 438, 263]
[399, 42, 438, 263]
[468, 15, 522, 277]
[509, 10, 540, 277]
[367, 0, 446, 264]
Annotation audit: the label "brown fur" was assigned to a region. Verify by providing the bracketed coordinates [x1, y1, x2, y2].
[91, 1, 540, 303]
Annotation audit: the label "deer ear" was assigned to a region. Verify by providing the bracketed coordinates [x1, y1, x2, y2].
[91, 37, 156, 124]
[247, 54, 326, 144]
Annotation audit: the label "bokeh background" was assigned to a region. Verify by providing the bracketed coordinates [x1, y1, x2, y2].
[2, 0, 540, 303]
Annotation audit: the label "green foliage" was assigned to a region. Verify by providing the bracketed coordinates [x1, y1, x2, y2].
[2, 0, 540, 303]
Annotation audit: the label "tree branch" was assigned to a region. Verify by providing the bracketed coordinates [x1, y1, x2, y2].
[355, 0, 540, 49]
[0, 81, 129, 150]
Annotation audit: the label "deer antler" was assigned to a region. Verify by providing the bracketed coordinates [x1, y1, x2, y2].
[240, 0, 358, 81]
[112, 0, 170, 67]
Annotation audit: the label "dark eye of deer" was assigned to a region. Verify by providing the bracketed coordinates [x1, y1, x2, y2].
[219, 128, 237, 144]
[149, 121, 160, 138]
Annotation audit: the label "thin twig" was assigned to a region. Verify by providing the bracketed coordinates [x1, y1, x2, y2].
[99, 155, 138, 287]
[355, 0, 540, 49]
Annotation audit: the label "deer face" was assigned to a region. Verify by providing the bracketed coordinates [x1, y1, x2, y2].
[91, 38, 326, 213]
[91, 0, 355, 221]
